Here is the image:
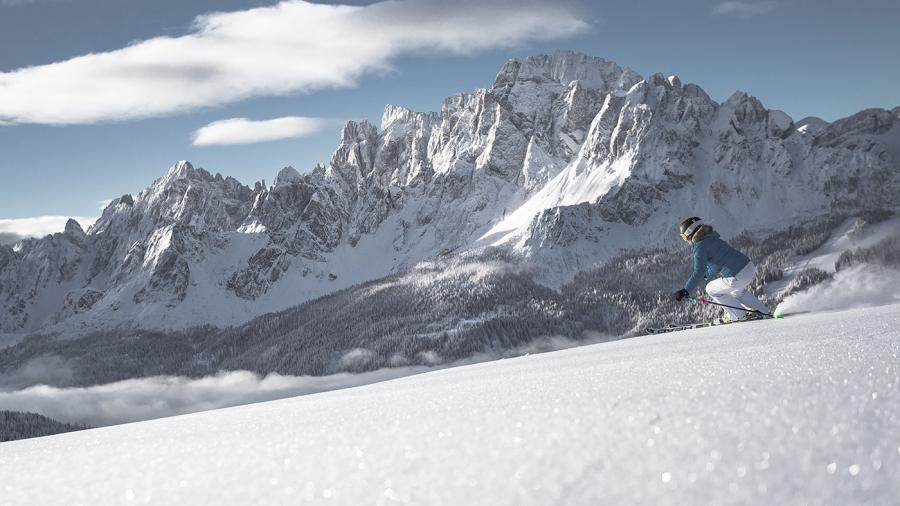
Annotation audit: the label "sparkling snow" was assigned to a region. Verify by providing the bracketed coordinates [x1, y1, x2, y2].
[2, 304, 900, 505]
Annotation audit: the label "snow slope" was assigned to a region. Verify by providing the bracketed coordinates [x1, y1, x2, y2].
[2, 304, 899, 505]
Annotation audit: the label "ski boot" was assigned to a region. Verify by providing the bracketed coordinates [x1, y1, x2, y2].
[739, 311, 770, 322]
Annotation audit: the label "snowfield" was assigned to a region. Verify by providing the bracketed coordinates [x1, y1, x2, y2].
[2, 304, 900, 505]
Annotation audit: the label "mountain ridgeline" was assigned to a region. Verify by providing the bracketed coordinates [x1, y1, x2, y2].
[0, 211, 896, 388]
[0, 51, 898, 383]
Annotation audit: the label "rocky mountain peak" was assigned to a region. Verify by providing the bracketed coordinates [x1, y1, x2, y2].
[647, 72, 671, 88]
[720, 90, 771, 135]
[273, 166, 301, 189]
[493, 50, 641, 93]
[339, 120, 378, 146]
[723, 90, 766, 115]
[63, 219, 86, 242]
[332, 120, 379, 182]
[380, 104, 438, 131]
[814, 108, 898, 148]
[156, 161, 244, 192]
[795, 117, 829, 135]
[164, 160, 195, 179]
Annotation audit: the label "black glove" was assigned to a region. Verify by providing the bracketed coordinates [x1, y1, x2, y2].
[673, 288, 689, 302]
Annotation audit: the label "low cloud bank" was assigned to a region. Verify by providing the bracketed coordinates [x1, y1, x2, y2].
[0, 215, 97, 245]
[0, 367, 432, 427]
[0, 333, 599, 428]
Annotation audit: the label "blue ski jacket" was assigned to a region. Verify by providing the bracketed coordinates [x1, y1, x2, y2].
[683, 230, 750, 293]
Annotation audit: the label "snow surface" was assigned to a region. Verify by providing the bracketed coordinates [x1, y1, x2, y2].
[2, 304, 899, 505]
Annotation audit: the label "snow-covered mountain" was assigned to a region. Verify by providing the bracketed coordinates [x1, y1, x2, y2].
[2, 51, 898, 335]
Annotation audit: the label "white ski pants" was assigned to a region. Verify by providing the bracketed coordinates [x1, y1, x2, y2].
[705, 262, 769, 320]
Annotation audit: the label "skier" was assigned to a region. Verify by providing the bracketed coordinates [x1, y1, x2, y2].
[672, 217, 770, 322]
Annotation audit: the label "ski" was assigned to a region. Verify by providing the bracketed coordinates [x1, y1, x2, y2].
[646, 313, 779, 335]
[646, 322, 713, 334]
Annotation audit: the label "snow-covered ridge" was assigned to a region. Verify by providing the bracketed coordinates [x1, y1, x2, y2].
[1, 50, 898, 335]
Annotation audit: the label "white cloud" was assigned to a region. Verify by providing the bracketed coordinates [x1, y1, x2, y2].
[0, 0, 588, 125]
[0, 215, 97, 244]
[0, 368, 437, 426]
[712, 1, 776, 17]
[0, 335, 598, 427]
[192, 116, 339, 146]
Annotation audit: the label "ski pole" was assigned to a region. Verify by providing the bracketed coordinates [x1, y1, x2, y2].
[687, 297, 773, 317]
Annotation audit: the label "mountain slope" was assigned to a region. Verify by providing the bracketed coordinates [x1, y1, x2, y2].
[2, 211, 897, 389]
[1, 51, 898, 336]
[0, 410, 88, 442]
[2, 303, 898, 505]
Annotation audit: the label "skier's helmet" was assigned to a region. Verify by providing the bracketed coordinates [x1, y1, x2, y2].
[679, 217, 703, 241]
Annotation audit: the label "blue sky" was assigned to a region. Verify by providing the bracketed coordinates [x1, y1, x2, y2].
[0, 0, 898, 238]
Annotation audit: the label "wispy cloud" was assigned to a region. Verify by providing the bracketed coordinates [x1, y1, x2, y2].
[0, 215, 97, 245]
[712, 1, 776, 17]
[0, 0, 588, 125]
[192, 116, 340, 146]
